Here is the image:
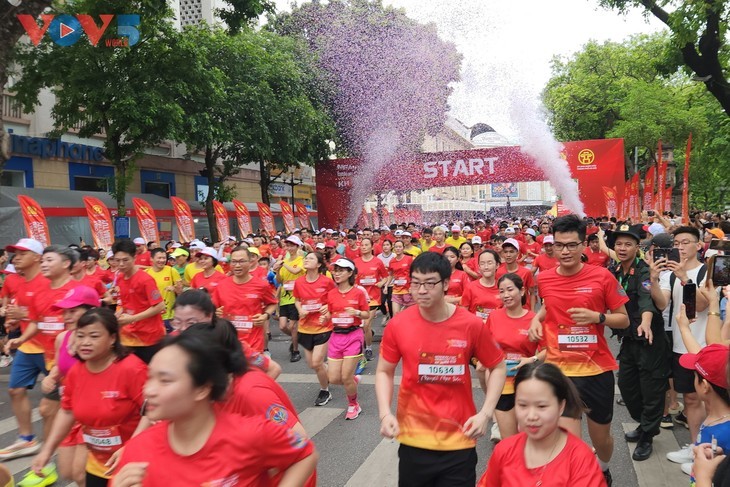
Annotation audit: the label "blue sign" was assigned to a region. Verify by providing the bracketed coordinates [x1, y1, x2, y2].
[491, 183, 518, 198]
[11, 134, 104, 162]
[115, 217, 130, 238]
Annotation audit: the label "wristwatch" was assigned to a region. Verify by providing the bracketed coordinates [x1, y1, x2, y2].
[598, 313, 606, 324]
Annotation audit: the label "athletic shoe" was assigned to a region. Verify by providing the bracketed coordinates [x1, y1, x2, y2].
[0, 437, 41, 460]
[490, 423, 501, 443]
[365, 348, 374, 361]
[660, 415, 674, 429]
[674, 412, 689, 429]
[667, 444, 694, 464]
[290, 350, 301, 363]
[616, 396, 625, 406]
[315, 389, 332, 406]
[681, 462, 693, 476]
[354, 374, 362, 384]
[17, 463, 58, 487]
[668, 402, 684, 416]
[345, 403, 362, 420]
[603, 468, 613, 487]
[0, 354, 12, 368]
[355, 357, 367, 375]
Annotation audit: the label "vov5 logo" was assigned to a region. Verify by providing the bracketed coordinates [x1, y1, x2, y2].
[17, 14, 140, 47]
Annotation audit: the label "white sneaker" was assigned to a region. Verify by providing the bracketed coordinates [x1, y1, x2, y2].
[681, 462, 693, 476]
[0, 437, 41, 460]
[666, 444, 694, 464]
[0, 355, 12, 368]
[490, 422, 501, 443]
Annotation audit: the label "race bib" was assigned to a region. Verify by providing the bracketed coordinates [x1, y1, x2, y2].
[38, 317, 64, 332]
[505, 353, 522, 378]
[331, 312, 355, 328]
[417, 352, 466, 384]
[557, 324, 598, 351]
[475, 307, 492, 320]
[393, 279, 407, 286]
[283, 282, 295, 291]
[83, 425, 122, 452]
[360, 278, 377, 285]
[302, 301, 322, 312]
[231, 315, 253, 332]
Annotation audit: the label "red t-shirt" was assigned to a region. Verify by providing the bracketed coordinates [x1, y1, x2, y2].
[250, 265, 267, 282]
[258, 244, 272, 258]
[62, 355, 147, 478]
[478, 430, 605, 487]
[344, 245, 361, 261]
[495, 264, 536, 310]
[354, 256, 388, 306]
[77, 274, 107, 299]
[583, 249, 609, 267]
[485, 308, 542, 394]
[380, 306, 504, 451]
[523, 242, 542, 261]
[446, 269, 468, 297]
[388, 255, 413, 294]
[477, 229, 492, 242]
[134, 251, 152, 267]
[0, 272, 22, 300]
[29, 279, 80, 367]
[537, 264, 628, 377]
[460, 279, 501, 321]
[88, 266, 114, 285]
[2, 272, 48, 354]
[117, 270, 165, 347]
[114, 411, 314, 487]
[428, 244, 447, 254]
[212, 276, 277, 352]
[324, 286, 369, 331]
[460, 258, 479, 280]
[190, 270, 227, 294]
[270, 247, 284, 260]
[534, 253, 559, 273]
[220, 370, 299, 428]
[293, 274, 336, 334]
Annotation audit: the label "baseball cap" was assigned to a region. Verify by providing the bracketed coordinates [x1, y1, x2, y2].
[325, 240, 337, 248]
[243, 238, 255, 245]
[52, 286, 101, 310]
[708, 228, 725, 239]
[613, 223, 641, 242]
[451, 224, 461, 232]
[326, 229, 336, 234]
[525, 229, 537, 237]
[651, 233, 673, 248]
[543, 235, 555, 244]
[171, 248, 189, 258]
[285, 235, 303, 247]
[503, 238, 520, 250]
[2, 264, 16, 275]
[380, 226, 389, 231]
[171, 242, 182, 249]
[248, 247, 260, 256]
[106, 250, 114, 259]
[402, 231, 411, 237]
[6, 238, 44, 255]
[394, 230, 403, 236]
[471, 236, 482, 245]
[315, 242, 326, 250]
[333, 258, 355, 271]
[133, 237, 146, 245]
[679, 344, 730, 389]
[504, 227, 516, 234]
[647, 223, 666, 236]
[198, 247, 218, 260]
[189, 241, 206, 250]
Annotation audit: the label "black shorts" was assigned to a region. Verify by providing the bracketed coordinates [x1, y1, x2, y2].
[666, 331, 674, 377]
[369, 305, 380, 311]
[298, 331, 332, 352]
[279, 304, 299, 321]
[43, 384, 60, 402]
[398, 444, 476, 487]
[672, 352, 697, 394]
[129, 344, 161, 365]
[569, 371, 615, 424]
[495, 393, 515, 412]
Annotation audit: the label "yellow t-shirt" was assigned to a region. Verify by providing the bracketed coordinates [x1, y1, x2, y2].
[278, 255, 304, 305]
[404, 246, 422, 258]
[420, 239, 435, 252]
[146, 266, 181, 320]
[445, 236, 467, 249]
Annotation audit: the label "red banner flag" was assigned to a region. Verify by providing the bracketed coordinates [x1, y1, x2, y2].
[656, 141, 665, 214]
[627, 173, 640, 220]
[643, 166, 655, 211]
[665, 186, 673, 214]
[212, 201, 230, 241]
[170, 196, 195, 243]
[257, 203, 275, 235]
[620, 184, 630, 220]
[132, 198, 159, 246]
[83, 196, 113, 250]
[233, 199, 252, 236]
[602, 187, 618, 218]
[382, 207, 391, 226]
[371, 208, 380, 229]
[17, 195, 51, 246]
[357, 207, 370, 228]
[682, 134, 691, 224]
[279, 201, 296, 234]
[295, 203, 310, 230]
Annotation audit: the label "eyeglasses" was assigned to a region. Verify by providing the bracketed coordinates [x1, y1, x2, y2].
[552, 242, 582, 252]
[410, 280, 443, 290]
[229, 260, 250, 266]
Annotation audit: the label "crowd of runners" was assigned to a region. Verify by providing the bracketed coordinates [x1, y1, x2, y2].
[0, 210, 727, 486]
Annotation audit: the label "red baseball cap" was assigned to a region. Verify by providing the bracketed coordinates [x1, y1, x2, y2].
[679, 344, 730, 389]
[52, 286, 101, 310]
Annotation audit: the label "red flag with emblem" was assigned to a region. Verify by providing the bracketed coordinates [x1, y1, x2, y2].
[656, 141, 665, 213]
[83, 196, 113, 250]
[18, 195, 51, 246]
[295, 202, 310, 230]
[170, 196, 195, 243]
[664, 186, 673, 214]
[212, 200, 230, 241]
[233, 199, 252, 236]
[643, 166, 655, 212]
[132, 198, 159, 246]
[256, 203, 275, 235]
[602, 187, 617, 218]
[279, 201, 296, 234]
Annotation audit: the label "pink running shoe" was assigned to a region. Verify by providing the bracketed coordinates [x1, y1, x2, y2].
[345, 403, 362, 420]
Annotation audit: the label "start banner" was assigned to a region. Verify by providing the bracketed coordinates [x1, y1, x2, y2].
[83, 196, 113, 250]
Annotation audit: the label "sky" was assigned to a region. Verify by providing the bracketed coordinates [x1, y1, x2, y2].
[273, 0, 665, 141]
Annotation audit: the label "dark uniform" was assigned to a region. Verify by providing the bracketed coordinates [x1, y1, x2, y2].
[612, 257, 670, 443]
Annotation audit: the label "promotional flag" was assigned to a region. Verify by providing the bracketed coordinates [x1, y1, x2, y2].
[233, 199, 252, 236]
[357, 207, 370, 228]
[621, 184, 630, 220]
[132, 197, 159, 246]
[643, 166, 655, 211]
[371, 208, 380, 229]
[602, 187, 618, 218]
[279, 201, 296, 234]
[665, 186, 673, 214]
[83, 196, 113, 250]
[682, 134, 692, 224]
[170, 196, 195, 243]
[256, 203, 275, 235]
[295, 203, 311, 230]
[382, 207, 391, 226]
[628, 173, 640, 220]
[17, 195, 51, 246]
[212, 200, 230, 241]
[656, 141, 665, 214]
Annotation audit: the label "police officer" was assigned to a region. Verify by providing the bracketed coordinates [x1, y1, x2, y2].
[611, 224, 670, 461]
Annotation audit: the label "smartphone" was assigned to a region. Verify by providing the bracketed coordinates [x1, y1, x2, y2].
[647, 210, 655, 216]
[709, 239, 730, 252]
[654, 248, 680, 263]
[710, 255, 730, 287]
[599, 222, 610, 230]
[683, 283, 697, 320]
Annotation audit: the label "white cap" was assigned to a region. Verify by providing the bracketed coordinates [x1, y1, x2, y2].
[451, 224, 461, 232]
[402, 231, 411, 237]
[394, 230, 403, 236]
[543, 235, 555, 244]
[2, 264, 17, 274]
[227, 235, 236, 241]
[525, 229, 537, 237]
[199, 247, 218, 260]
[315, 242, 326, 250]
[333, 258, 355, 271]
[106, 250, 114, 259]
[294, 228, 301, 232]
[320, 227, 327, 233]
[171, 242, 182, 249]
[357, 230, 363, 235]
[380, 226, 390, 231]
[133, 237, 146, 245]
[244, 238, 255, 245]
[339, 231, 346, 237]
[285, 235, 303, 247]
[647, 223, 665, 236]
[503, 238, 521, 249]
[6, 238, 44, 255]
[326, 229, 335, 234]
[189, 241, 206, 250]
[471, 236, 482, 245]
[463, 226, 472, 231]
[504, 227, 516, 234]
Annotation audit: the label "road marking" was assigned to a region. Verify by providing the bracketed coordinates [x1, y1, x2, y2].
[622, 423, 687, 487]
[0, 408, 40, 436]
[299, 407, 344, 437]
[345, 438, 399, 487]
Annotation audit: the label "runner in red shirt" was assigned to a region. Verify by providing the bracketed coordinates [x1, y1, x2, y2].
[376, 252, 506, 486]
[522, 229, 542, 269]
[85, 249, 113, 285]
[294, 252, 336, 405]
[112, 331, 317, 487]
[459, 241, 481, 281]
[388, 241, 414, 315]
[353, 238, 388, 361]
[71, 249, 107, 301]
[344, 235, 361, 261]
[442, 247, 468, 305]
[532, 235, 559, 276]
[132, 238, 152, 268]
[478, 363, 604, 487]
[324, 258, 369, 421]
[428, 226, 448, 254]
[461, 249, 502, 323]
[495, 238, 537, 310]
[583, 234, 610, 267]
[189, 247, 226, 293]
[212, 247, 277, 353]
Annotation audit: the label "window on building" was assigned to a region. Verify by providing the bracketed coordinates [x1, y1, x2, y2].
[68, 162, 114, 191]
[144, 181, 171, 198]
[73, 176, 108, 192]
[0, 170, 25, 187]
[140, 170, 175, 198]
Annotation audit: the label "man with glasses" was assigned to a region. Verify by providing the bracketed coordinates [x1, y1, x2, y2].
[376, 252, 506, 486]
[528, 214, 629, 486]
[212, 247, 277, 353]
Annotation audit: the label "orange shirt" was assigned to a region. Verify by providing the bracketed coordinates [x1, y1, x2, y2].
[537, 264, 628, 377]
[354, 256, 388, 306]
[117, 270, 165, 347]
[460, 280, 501, 322]
[293, 274, 336, 334]
[380, 306, 504, 451]
[388, 255, 413, 294]
[29, 279, 80, 368]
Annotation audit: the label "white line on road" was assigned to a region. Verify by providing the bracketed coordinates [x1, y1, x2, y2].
[345, 438, 399, 487]
[0, 408, 40, 437]
[299, 407, 344, 438]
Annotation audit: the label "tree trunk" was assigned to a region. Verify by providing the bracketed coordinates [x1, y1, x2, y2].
[204, 147, 219, 242]
[116, 161, 127, 216]
[259, 158, 271, 205]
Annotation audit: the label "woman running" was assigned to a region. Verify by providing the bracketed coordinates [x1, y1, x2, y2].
[376, 240, 395, 323]
[388, 240, 414, 315]
[461, 249, 502, 323]
[353, 238, 388, 361]
[189, 248, 225, 294]
[459, 241, 481, 280]
[442, 247, 468, 305]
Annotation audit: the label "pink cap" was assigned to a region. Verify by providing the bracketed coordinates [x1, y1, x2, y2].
[52, 286, 101, 310]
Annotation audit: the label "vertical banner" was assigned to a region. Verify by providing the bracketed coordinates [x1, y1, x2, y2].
[371, 208, 380, 229]
[633, 173, 642, 219]
[132, 198, 160, 246]
[357, 207, 370, 228]
[170, 196, 195, 243]
[295, 202, 311, 230]
[279, 201, 296, 234]
[82, 196, 113, 250]
[17, 195, 51, 246]
[621, 184, 630, 220]
[382, 207, 391, 226]
[665, 186, 673, 214]
[233, 199, 252, 236]
[212, 200, 230, 241]
[682, 134, 692, 224]
[256, 203, 276, 235]
[643, 166, 655, 211]
[602, 187, 618, 218]
[656, 141, 665, 214]
[628, 173, 640, 220]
